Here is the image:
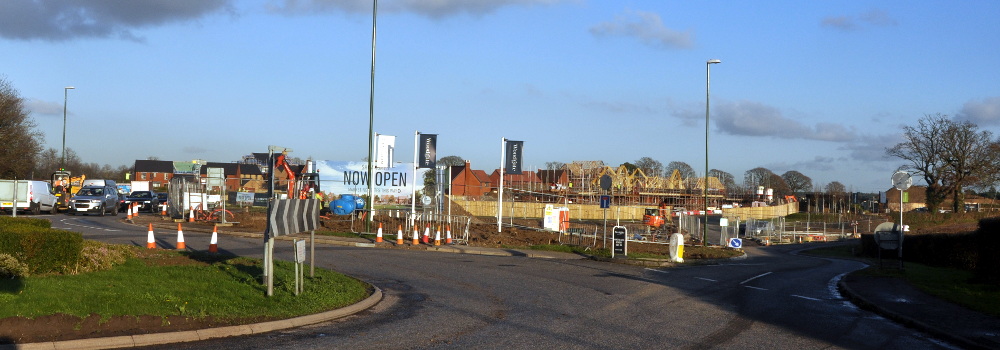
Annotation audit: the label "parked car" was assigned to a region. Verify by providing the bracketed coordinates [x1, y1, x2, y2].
[124, 191, 160, 212]
[69, 185, 119, 216]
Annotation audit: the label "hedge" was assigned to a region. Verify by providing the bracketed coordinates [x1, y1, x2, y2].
[975, 217, 1000, 284]
[0, 219, 83, 275]
[860, 216, 1000, 284]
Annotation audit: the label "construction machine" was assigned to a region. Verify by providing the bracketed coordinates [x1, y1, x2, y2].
[51, 170, 85, 212]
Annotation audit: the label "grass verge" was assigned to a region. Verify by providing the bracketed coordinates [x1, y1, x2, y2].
[0, 249, 371, 321]
[804, 244, 1000, 317]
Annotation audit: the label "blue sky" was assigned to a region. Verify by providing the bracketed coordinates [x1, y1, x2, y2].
[4, 0, 999, 193]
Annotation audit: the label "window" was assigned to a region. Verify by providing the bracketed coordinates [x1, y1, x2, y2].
[141, 173, 147, 180]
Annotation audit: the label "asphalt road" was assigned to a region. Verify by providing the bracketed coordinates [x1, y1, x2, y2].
[41, 214, 959, 349]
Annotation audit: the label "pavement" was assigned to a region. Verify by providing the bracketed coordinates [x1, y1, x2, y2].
[8, 219, 1000, 349]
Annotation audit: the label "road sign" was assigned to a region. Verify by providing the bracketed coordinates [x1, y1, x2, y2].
[612, 226, 627, 258]
[600, 175, 612, 191]
[599, 195, 610, 209]
[727, 238, 742, 249]
[892, 171, 912, 191]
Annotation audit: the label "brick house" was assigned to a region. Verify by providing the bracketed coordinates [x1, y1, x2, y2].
[450, 161, 492, 196]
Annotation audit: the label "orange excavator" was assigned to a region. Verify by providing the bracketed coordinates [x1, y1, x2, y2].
[274, 151, 296, 195]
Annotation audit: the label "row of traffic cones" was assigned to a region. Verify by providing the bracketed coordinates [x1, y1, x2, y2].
[374, 222, 453, 246]
[146, 223, 218, 253]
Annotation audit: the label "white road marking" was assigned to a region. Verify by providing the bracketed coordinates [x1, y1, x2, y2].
[645, 268, 669, 274]
[791, 294, 822, 301]
[743, 285, 768, 291]
[694, 277, 718, 282]
[740, 271, 772, 285]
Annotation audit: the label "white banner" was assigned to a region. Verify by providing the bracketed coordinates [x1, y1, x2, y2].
[376, 134, 395, 168]
[315, 161, 429, 203]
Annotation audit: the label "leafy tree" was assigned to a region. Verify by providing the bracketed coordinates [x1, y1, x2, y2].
[620, 162, 637, 173]
[781, 171, 812, 194]
[0, 77, 44, 179]
[634, 157, 664, 177]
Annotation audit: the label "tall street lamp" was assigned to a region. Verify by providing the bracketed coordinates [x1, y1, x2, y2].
[704, 59, 720, 246]
[61, 86, 75, 169]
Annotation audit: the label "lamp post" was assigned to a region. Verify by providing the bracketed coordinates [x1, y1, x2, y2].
[61, 86, 75, 169]
[704, 59, 720, 246]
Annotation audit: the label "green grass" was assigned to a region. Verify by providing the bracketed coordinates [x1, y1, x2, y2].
[0, 251, 370, 321]
[804, 244, 1000, 317]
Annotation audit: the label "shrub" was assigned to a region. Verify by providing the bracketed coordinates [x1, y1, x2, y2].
[0, 220, 83, 275]
[0, 217, 50, 229]
[74, 241, 136, 274]
[0, 253, 29, 278]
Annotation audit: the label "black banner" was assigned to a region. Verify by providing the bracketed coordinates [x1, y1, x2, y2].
[504, 140, 524, 174]
[418, 134, 437, 169]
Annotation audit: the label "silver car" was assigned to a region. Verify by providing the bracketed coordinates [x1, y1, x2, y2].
[69, 186, 120, 216]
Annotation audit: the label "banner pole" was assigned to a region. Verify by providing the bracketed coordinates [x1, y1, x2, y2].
[412, 131, 418, 230]
[498, 137, 505, 233]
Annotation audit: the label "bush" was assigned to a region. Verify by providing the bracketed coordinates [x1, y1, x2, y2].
[0, 253, 28, 278]
[0, 219, 83, 275]
[74, 241, 136, 274]
[0, 216, 50, 229]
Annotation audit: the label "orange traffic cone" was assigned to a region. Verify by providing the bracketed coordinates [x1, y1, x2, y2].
[422, 224, 430, 244]
[434, 226, 441, 246]
[188, 206, 194, 222]
[132, 203, 139, 217]
[376, 222, 384, 243]
[396, 224, 404, 245]
[160, 203, 167, 216]
[127, 203, 133, 219]
[412, 226, 419, 245]
[146, 223, 156, 249]
[176, 223, 186, 250]
[446, 225, 453, 244]
[209, 225, 219, 253]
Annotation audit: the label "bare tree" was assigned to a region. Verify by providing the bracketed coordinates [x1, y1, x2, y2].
[744, 167, 775, 191]
[709, 169, 738, 193]
[781, 170, 812, 194]
[0, 77, 44, 179]
[545, 161, 565, 170]
[825, 181, 846, 194]
[666, 161, 695, 180]
[885, 114, 1000, 213]
[939, 121, 1000, 212]
[634, 157, 664, 177]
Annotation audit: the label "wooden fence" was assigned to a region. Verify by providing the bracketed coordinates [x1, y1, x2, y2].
[450, 197, 798, 221]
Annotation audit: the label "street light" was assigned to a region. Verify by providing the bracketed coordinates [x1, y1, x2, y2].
[61, 86, 75, 169]
[704, 59, 720, 246]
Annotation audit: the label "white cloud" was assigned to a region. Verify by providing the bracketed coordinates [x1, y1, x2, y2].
[589, 9, 692, 50]
[956, 96, 1000, 126]
[25, 98, 63, 116]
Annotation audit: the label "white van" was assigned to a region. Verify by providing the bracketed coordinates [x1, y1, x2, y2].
[82, 179, 118, 188]
[0, 180, 59, 215]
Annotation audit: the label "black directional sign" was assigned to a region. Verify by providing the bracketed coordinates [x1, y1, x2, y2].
[267, 199, 319, 237]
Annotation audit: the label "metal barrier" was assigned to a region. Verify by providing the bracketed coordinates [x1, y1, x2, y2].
[340, 209, 473, 245]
